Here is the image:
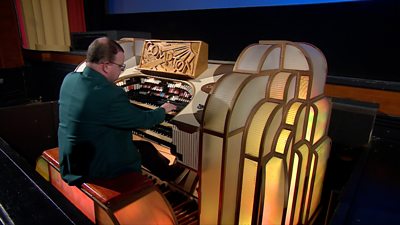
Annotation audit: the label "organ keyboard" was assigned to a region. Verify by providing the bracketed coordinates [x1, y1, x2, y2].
[115, 62, 234, 171]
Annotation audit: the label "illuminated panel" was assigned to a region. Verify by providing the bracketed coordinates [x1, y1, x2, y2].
[286, 144, 310, 225]
[234, 44, 271, 73]
[221, 133, 244, 224]
[283, 45, 309, 71]
[276, 129, 291, 154]
[138, 40, 208, 78]
[312, 98, 331, 144]
[261, 157, 285, 225]
[203, 73, 250, 133]
[308, 138, 331, 221]
[285, 153, 299, 225]
[269, 72, 292, 100]
[306, 107, 315, 141]
[262, 107, 283, 158]
[298, 75, 309, 100]
[200, 133, 224, 225]
[245, 102, 279, 158]
[238, 158, 258, 225]
[295, 108, 307, 143]
[302, 154, 315, 224]
[286, 102, 302, 125]
[287, 75, 297, 103]
[298, 43, 328, 99]
[229, 75, 269, 132]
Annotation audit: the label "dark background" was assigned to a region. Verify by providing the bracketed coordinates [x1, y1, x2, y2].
[84, 0, 399, 82]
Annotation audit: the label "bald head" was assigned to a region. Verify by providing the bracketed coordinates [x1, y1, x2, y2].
[86, 37, 124, 64]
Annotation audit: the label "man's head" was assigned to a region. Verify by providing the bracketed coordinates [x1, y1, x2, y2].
[86, 37, 125, 82]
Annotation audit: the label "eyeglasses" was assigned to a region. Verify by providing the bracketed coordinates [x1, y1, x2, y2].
[108, 62, 126, 71]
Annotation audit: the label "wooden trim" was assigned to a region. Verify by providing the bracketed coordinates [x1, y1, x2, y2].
[325, 84, 400, 116]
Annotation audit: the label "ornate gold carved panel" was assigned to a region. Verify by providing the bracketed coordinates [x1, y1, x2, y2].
[138, 40, 208, 78]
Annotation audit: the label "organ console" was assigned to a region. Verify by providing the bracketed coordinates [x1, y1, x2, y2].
[38, 38, 332, 225]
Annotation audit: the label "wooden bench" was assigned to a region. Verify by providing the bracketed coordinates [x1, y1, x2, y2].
[36, 147, 177, 225]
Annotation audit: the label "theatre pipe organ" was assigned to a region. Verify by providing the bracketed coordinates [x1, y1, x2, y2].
[48, 38, 332, 224]
[116, 39, 332, 224]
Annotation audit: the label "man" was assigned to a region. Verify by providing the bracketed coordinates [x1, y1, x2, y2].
[58, 37, 180, 185]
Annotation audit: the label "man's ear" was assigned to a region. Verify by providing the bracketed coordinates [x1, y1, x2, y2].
[102, 63, 110, 73]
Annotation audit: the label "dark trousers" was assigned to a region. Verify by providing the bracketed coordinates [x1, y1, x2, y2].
[134, 140, 172, 180]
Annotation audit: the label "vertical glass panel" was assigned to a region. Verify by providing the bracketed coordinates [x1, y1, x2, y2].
[276, 129, 291, 154]
[203, 73, 249, 133]
[238, 158, 258, 225]
[245, 102, 278, 157]
[309, 138, 331, 220]
[283, 45, 309, 71]
[287, 76, 297, 103]
[200, 134, 224, 225]
[306, 107, 314, 141]
[285, 153, 299, 225]
[312, 98, 330, 144]
[229, 76, 269, 132]
[290, 145, 310, 225]
[269, 72, 292, 100]
[298, 75, 309, 100]
[302, 154, 315, 224]
[295, 108, 307, 143]
[261, 157, 285, 225]
[221, 133, 243, 224]
[286, 102, 302, 125]
[262, 107, 283, 158]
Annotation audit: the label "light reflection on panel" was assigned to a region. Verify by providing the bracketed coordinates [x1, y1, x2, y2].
[261, 157, 285, 225]
[200, 134, 223, 225]
[313, 98, 331, 144]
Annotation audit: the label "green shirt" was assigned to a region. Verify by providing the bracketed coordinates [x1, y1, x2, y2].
[58, 67, 165, 185]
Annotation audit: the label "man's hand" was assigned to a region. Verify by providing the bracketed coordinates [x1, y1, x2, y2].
[161, 102, 177, 113]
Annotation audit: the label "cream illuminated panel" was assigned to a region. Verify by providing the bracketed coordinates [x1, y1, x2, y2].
[199, 41, 332, 225]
